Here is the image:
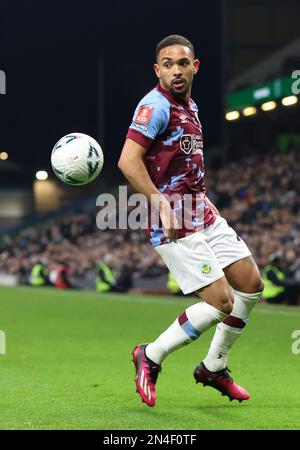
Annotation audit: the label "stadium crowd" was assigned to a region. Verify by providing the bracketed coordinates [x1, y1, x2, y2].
[205, 148, 300, 279]
[1, 148, 300, 300]
[0, 210, 167, 287]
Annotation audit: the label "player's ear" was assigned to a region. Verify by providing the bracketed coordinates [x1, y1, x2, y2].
[193, 59, 200, 74]
[153, 63, 160, 79]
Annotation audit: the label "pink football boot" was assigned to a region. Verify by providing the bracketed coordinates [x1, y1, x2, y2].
[132, 344, 161, 407]
[193, 362, 250, 402]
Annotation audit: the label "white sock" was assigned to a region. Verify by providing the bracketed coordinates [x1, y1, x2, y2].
[203, 290, 262, 371]
[145, 301, 227, 365]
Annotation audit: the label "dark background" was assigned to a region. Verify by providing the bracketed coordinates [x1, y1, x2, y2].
[0, 0, 222, 184]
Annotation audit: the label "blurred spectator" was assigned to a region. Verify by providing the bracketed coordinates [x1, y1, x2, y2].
[95, 255, 133, 293]
[29, 258, 50, 287]
[51, 262, 74, 289]
[262, 253, 300, 305]
[95, 256, 118, 293]
[167, 272, 182, 295]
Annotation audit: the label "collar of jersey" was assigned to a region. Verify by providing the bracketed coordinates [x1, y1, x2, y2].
[156, 83, 191, 106]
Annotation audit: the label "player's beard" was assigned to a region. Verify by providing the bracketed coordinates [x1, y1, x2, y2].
[169, 78, 190, 99]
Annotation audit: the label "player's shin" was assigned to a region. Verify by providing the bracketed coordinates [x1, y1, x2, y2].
[203, 290, 263, 371]
[145, 302, 227, 365]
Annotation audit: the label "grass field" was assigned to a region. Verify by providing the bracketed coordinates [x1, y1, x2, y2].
[0, 285, 299, 430]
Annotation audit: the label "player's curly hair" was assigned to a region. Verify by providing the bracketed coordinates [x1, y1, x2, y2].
[156, 35, 195, 60]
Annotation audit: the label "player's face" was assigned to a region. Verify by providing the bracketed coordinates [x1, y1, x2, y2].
[154, 45, 200, 99]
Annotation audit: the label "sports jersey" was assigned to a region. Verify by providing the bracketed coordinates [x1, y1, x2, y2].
[126, 83, 216, 246]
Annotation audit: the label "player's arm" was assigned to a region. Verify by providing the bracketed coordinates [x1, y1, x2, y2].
[118, 139, 179, 240]
[118, 138, 160, 199]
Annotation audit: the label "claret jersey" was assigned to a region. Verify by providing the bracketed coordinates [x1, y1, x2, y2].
[126, 84, 216, 246]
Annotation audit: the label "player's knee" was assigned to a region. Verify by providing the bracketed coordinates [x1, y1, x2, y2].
[221, 300, 233, 315]
[256, 279, 264, 293]
[218, 292, 234, 315]
[245, 277, 264, 294]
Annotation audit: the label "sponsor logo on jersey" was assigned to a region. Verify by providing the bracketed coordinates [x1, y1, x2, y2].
[134, 123, 148, 132]
[201, 262, 212, 274]
[179, 113, 188, 123]
[180, 134, 203, 155]
[134, 106, 154, 125]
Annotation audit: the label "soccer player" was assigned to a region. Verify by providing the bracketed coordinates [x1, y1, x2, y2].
[118, 35, 264, 407]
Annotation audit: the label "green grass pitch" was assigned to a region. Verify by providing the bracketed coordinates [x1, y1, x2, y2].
[0, 285, 300, 430]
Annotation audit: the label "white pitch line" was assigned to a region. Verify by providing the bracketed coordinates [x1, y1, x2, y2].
[252, 308, 300, 318]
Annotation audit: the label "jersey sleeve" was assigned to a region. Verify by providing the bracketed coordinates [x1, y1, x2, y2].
[126, 95, 170, 150]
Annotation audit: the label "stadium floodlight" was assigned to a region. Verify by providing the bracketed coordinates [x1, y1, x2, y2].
[281, 95, 298, 107]
[261, 101, 277, 111]
[242, 106, 257, 117]
[36, 170, 48, 181]
[225, 110, 240, 121]
[0, 152, 8, 160]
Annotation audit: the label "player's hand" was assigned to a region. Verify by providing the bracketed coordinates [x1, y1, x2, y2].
[159, 200, 180, 241]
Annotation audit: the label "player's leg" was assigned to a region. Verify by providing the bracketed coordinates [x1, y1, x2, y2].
[132, 275, 232, 406]
[203, 256, 264, 371]
[202, 217, 264, 375]
[132, 232, 232, 407]
[192, 272, 254, 402]
[145, 275, 232, 363]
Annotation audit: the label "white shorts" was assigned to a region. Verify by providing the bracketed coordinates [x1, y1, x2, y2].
[155, 215, 252, 295]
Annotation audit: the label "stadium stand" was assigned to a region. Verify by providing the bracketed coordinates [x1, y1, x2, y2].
[1, 146, 300, 303]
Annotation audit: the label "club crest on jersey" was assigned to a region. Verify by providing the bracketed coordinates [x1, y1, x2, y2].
[180, 134, 203, 155]
[134, 106, 154, 125]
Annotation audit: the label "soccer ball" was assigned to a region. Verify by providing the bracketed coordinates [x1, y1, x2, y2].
[51, 132, 104, 186]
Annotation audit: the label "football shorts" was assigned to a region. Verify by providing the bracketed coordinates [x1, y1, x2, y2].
[155, 215, 252, 294]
